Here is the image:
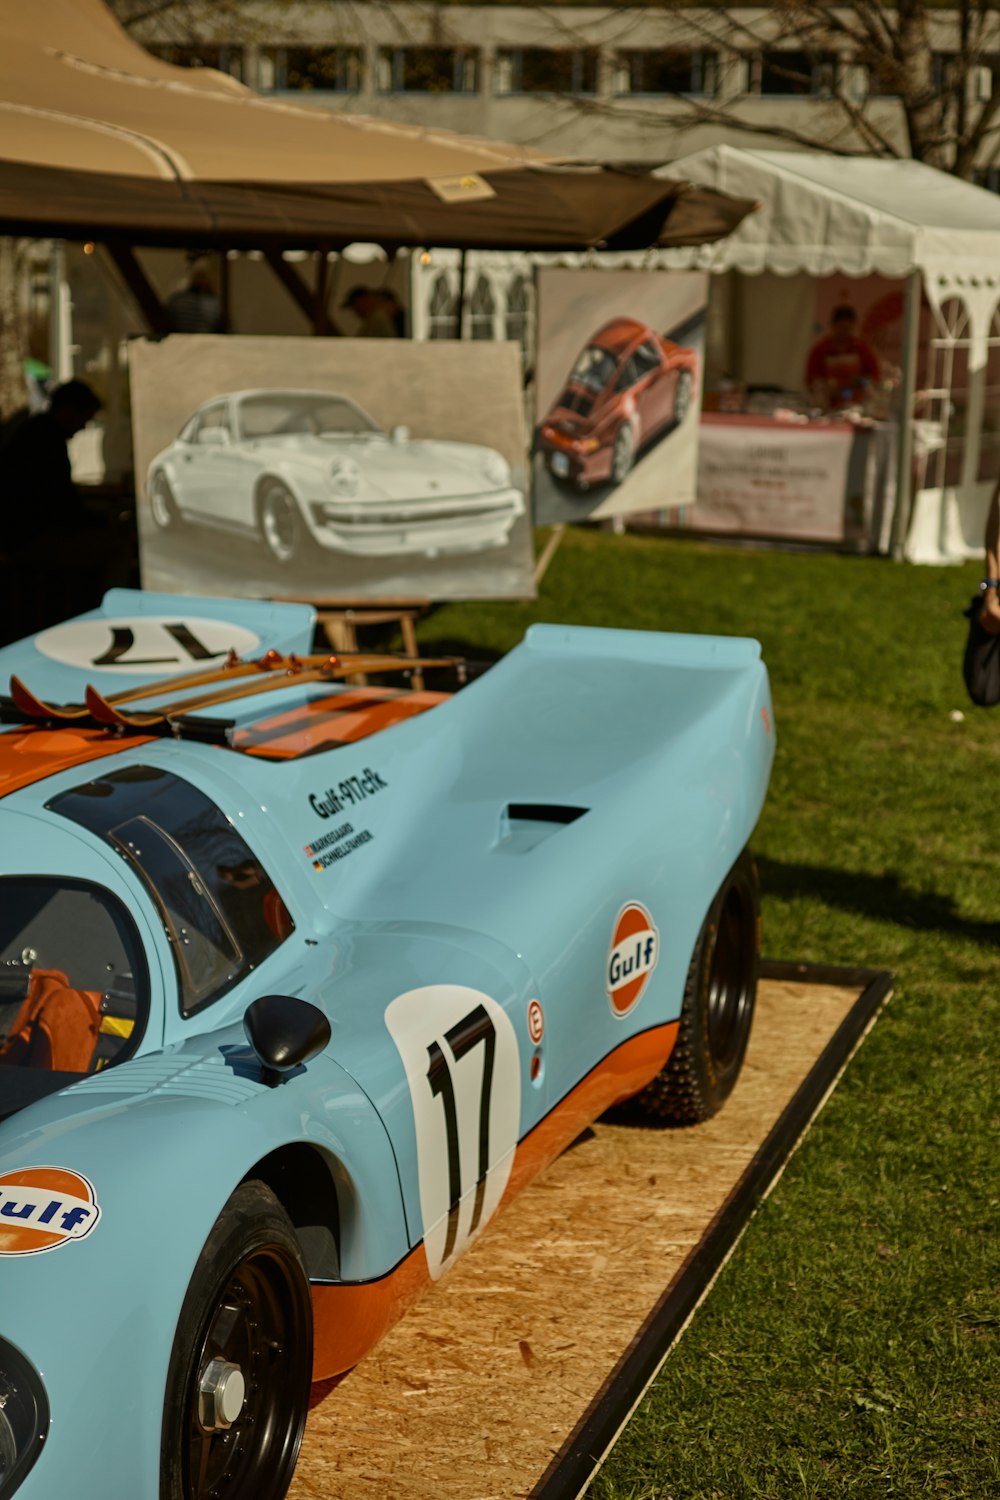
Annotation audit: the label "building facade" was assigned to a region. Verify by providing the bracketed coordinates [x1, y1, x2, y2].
[123, 2, 1000, 175]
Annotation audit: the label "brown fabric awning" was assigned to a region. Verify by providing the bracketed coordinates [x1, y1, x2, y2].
[0, 0, 756, 252]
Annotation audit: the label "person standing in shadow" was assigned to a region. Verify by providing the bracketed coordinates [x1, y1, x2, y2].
[0, 379, 104, 642]
[166, 257, 225, 334]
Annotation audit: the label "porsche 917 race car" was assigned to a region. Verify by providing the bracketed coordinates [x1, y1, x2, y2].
[0, 590, 774, 1500]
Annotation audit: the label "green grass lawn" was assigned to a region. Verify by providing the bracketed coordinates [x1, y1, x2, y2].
[422, 528, 1000, 1499]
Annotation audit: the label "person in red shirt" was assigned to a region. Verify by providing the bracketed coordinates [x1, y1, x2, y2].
[806, 304, 881, 410]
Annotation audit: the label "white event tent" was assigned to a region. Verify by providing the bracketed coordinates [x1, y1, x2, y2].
[658, 145, 1000, 562]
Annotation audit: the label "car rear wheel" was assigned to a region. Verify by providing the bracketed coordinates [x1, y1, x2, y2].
[258, 482, 304, 566]
[161, 1181, 312, 1500]
[632, 849, 760, 1123]
[611, 424, 636, 484]
[674, 369, 694, 425]
[150, 471, 180, 530]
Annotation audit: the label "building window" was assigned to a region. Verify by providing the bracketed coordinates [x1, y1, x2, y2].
[494, 48, 598, 95]
[377, 47, 479, 94]
[147, 44, 243, 82]
[468, 275, 496, 340]
[932, 52, 956, 92]
[758, 50, 836, 97]
[428, 273, 459, 339]
[614, 49, 718, 97]
[505, 274, 533, 361]
[259, 46, 363, 93]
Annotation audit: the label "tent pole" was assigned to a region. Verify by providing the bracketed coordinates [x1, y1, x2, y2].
[890, 269, 922, 560]
[103, 244, 170, 336]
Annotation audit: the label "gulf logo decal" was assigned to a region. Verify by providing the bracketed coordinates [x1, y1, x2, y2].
[606, 902, 660, 1018]
[0, 1167, 102, 1256]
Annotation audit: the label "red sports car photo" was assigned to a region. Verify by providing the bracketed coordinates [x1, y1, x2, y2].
[538, 317, 699, 490]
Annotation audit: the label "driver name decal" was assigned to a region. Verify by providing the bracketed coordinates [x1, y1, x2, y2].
[305, 822, 374, 871]
[304, 770, 387, 871]
[606, 902, 659, 1018]
[0, 1167, 102, 1256]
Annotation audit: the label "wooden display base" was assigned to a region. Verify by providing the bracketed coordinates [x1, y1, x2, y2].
[288, 961, 891, 1500]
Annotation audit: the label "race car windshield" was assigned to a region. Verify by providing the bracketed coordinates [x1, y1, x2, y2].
[238, 394, 380, 439]
[0, 877, 148, 1076]
[48, 767, 294, 1016]
[568, 346, 617, 394]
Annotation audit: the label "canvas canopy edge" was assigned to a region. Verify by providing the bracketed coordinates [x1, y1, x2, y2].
[0, 156, 756, 253]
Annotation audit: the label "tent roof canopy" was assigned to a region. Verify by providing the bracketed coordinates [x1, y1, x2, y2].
[0, 0, 754, 253]
[660, 146, 1000, 284]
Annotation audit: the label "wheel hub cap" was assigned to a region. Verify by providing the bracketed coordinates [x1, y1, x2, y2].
[197, 1358, 246, 1432]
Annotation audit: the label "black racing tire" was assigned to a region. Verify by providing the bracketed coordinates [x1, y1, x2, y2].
[610, 423, 636, 484]
[633, 849, 760, 1124]
[674, 369, 694, 425]
[150, 471, 180, 531]
[160, 1180, 312, 1500]
[257, 480, 306, 567]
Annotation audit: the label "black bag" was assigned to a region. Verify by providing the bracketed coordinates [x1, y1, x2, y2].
[963, 594, 1000, 706]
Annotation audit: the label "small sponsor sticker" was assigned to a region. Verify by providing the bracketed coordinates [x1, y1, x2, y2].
[0, 1167, 101, 1256]
[606, 903, 659, 1018]
[527, 998, 545, 1045]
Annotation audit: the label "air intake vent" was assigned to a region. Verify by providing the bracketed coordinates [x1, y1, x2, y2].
[495, 803, 587, 854]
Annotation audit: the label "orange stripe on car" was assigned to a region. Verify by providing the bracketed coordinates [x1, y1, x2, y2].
[239, 689, 448, 761]
[0, 726, 156, 800]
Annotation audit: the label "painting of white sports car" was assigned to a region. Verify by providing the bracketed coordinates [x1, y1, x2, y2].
[146, 390, 526, 566]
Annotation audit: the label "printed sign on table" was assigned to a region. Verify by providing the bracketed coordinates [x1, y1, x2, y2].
[690, 416, 856, 543]
[533, 269, 708, 526]
[130, 336, 534, 603]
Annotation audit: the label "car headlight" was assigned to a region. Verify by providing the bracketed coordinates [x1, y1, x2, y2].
[481, 451, 509, 488]
[0, 1338, 48, 1499]
[329, 459, 360, 498]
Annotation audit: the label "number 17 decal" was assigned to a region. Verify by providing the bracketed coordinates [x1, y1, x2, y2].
[386, 986, 521, 1281]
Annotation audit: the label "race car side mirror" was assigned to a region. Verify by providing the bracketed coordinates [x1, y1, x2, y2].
[244, 995, 331, 1088]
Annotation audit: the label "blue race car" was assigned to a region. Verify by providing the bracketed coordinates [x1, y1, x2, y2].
[0, 590, 774, 1500]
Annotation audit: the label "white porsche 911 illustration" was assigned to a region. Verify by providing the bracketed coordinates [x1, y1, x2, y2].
[146, 390, 526, 565]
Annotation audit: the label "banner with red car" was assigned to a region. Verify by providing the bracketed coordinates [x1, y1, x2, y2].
[533, 270, 708, 526]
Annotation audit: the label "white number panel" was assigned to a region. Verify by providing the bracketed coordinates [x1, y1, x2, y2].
[385, 985, 521, 1282]
[35, 616, 261, 675]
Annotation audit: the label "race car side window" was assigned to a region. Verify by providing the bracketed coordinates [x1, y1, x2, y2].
[0, 876, 148, 1074]
[47, 766, 294, 1016]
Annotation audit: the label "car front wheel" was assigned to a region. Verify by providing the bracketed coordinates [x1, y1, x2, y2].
[150, 471, 180, 530]
[633, 849, 760, 1123]
[610, 423, 636, 484]
[161, 1180, 312, 1500]
[674, 369, 694, 425]
[258, 481, 304, 566]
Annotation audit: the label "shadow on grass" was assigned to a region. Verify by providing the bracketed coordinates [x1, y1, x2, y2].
[757, 852, 1000, 949]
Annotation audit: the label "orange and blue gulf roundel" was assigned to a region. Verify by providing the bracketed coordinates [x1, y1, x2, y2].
[606, 902, 660, 1018]
[0, 1167, 102, 1256]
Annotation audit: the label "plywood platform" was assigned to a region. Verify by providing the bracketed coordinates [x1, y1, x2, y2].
[288, 963, 890, 1500]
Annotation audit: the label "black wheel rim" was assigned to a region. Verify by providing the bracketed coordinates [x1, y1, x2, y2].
[706, 885, 753, 1070]
[183, 1244, 309, 1500]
